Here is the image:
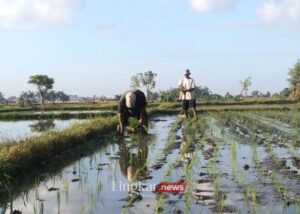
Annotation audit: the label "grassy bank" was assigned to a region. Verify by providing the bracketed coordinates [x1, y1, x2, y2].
[0, 134, 114, 203]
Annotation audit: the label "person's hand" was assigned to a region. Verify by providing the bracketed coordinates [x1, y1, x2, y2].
[139, 118, 145, 125]
[127, 127, 137, 133]
[117, 124, 124, 134]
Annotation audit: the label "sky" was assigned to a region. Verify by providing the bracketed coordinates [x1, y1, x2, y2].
[0, 0, 300, 98]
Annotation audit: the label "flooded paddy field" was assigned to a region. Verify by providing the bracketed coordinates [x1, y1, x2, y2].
[0, 119, 85, 142]
[32, 110, 107, 115]
[0, 111, 299, 214]
[0, 110, 115, 121]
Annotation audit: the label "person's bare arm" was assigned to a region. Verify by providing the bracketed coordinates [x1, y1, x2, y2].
[117, 113, 124, 133]
[139, 106, 146, 125]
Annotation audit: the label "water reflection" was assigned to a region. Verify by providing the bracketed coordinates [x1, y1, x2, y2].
[29, 120, 55, 133]
[180, 140, 196, 164]
[119, 136, 149, 182]
[0, 119, 83, 142]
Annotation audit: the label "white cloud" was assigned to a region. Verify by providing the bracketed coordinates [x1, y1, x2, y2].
[0, 0, 84, 28]
[189, 0, 237, 13]
[257, 0, 300, 23]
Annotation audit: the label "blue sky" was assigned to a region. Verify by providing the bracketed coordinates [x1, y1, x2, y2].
[0, 0, 300, 97]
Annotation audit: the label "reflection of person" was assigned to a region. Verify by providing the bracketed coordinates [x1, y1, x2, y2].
[178, 69, 197, 118]
[180, 140, 196, 164]
[117, 90, 148, 134]
[119, 139, 148, 182]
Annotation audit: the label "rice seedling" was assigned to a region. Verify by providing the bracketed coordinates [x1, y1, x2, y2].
[62, 179, 70, 204]
[183, 165, 193, 214]
[154, 193, 168, 214]
[251, 137, 300, 208]
[229, 139, 259, 214]
[57, 190, 61, 214]
[33, 200, 44, 214]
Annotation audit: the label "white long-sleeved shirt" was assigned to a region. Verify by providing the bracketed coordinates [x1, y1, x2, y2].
[178, 76, 196, 100]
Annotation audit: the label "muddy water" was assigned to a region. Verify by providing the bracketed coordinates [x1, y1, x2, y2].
[0, 115, 299, 214]
[0, 119, 85, 142]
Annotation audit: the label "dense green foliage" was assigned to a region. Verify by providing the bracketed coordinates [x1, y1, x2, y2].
[28, 75, 55, 105]
[130, 71, 157, 100]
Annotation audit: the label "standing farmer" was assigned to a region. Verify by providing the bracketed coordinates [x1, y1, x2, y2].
[117, 90, 148, 134]
[178, 69, 197, 118]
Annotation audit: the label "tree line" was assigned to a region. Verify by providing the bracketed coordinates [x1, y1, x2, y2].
[1, 59, 300, 105]
[0, 75, 69, 106]
[20, 75, 70, 106]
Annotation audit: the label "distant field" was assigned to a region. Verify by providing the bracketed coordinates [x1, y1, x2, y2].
[0, 100, 299, 121]
[0, 98, 298, 113]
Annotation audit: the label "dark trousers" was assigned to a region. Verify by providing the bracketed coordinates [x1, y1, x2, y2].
[182, 99, 196, 111]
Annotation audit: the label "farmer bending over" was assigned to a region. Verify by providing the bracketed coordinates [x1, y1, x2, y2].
[178, 69, 197, 118]
[117, 90, 148, 134]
